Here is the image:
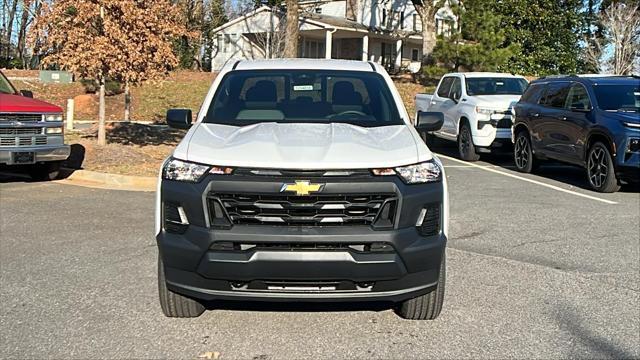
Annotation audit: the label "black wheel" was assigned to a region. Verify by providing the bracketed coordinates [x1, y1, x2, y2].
[458, 123, 480, 161]
[586, 142, 620, 193]
[28, 161, 61, 181]
[395, 251, 446, 320]
[158, 257, 205, 318]
[514, 131, 538, 173]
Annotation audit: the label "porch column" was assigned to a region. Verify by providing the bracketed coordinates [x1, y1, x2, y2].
[395, 39, 402, 69]
[362, 34, 369, 61]
[325, 29, 333, 59]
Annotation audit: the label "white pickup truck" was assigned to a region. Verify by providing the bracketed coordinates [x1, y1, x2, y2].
[415, 72, 528, 161]
[156, 59, 449, 320]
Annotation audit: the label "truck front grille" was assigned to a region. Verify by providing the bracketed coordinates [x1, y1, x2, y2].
[0, 127, 43, 135]
[0, 114, 42, 122]
[209, 192, 397, 227]
[496, 118, 513, 128]
[0, 135, 48, 147]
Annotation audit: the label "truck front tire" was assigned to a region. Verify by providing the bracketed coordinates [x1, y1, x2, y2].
[395, 252, 446, 320]
[158, 257, 205, 318]
[458, 123, 480, 161]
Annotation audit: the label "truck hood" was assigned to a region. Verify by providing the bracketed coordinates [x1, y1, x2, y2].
[0, 93, 63, 113]
[176, 122, 425, 169]
[472, 94, 522, 110]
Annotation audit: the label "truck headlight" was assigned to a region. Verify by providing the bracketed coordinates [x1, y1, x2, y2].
[162, 158, 211, 183]
[44, 114, 63, 122]
[45, 127, 63, 134]
[622, 121, 640, 130]
[394, 160, 442, 184]
[476, 107, 494, 116]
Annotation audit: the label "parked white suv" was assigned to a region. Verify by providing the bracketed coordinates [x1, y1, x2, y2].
[415, 72, 528, 161]
[156, 59, 450, 320]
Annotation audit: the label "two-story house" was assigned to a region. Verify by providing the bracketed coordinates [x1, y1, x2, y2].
[211, 0, 457, 72]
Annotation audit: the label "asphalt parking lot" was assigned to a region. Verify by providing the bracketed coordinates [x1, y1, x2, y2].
[1, 152, 638, 359]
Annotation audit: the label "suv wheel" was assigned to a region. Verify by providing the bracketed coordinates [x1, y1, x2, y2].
[458, 123, 480, 161]
[514, 131, 538, 173]
[158, 257, 205, 318]
[395, 252, 446, 320]
[586, 142, 620, 193]
[28, 161, 61, 181]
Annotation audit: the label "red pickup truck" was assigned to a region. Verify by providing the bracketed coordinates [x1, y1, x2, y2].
[0, 70, 70, 180]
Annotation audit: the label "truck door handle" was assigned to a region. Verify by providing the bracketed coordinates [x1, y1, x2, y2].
[532, 113, 540, 117]
[430, 101, 436, 105]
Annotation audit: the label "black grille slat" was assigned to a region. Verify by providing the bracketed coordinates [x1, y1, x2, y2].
[0, 114, 42, 122]
[211, 192, 395, 226]
[419, 204, 441, 236]
[0, 127, 43, 135]
[496, 118, 512, 128]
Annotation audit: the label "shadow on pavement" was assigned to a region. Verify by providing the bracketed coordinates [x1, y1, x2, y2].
[204, 300, 393, 314]
[426, 137, 639, 193]
[557, 306, 636, 359]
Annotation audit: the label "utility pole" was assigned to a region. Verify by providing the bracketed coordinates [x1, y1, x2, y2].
[97, 4, 106, 146]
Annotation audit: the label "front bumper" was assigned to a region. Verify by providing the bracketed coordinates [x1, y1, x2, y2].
[0, 144, 70, 165]
[157, 172, 447, 302]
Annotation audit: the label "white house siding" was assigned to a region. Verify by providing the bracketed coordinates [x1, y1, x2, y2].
[313, 1, 347, 17]
[211, 9, 279, 70]
[358, 0, 420, 31]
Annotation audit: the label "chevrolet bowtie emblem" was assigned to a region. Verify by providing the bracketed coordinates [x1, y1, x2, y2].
[280, 180, 324, 196]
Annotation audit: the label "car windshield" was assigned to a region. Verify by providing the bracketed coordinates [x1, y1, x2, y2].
[205, 70, 404, 127]
[0, 72, 17, 94]
[593, 84, 640, 112]
[466, 77, 528, 96]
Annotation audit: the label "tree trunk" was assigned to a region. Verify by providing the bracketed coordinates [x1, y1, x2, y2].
[124, 82, 131, 122]
[16, 2, 30, 68]
[283, 0, 299, 58]
[4, 0, 19, 59]
[413, 1, 438, 64]
[98, 76, 106, 146]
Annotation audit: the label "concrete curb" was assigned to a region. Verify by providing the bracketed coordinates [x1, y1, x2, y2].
[57, 169, 157, 192]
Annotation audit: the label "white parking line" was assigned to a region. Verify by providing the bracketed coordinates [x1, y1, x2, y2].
[436, 153, 618, 205]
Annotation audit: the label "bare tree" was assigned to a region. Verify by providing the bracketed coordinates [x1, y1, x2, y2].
[603, 3, 640, 75]
[283, 0, 298, 58]
[587, 3, 640, 74]
[247, 8, 286, 59]
[411, 0, 445, 63]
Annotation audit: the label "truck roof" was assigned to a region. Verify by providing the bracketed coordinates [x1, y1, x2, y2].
[232, 59, 375, 72]
[446, 72, 525, 78]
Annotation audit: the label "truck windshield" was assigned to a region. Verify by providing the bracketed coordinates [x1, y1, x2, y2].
[205, 70, 404, 127]
[0, 72, 17, 94]
[593, 84, 640, 112]
[466, 77, 528, 96]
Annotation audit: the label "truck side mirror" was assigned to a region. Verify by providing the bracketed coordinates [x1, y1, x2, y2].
[415, 111, 444, 132]
[451, 90, 461, 103]
[19, 90, 33, 98]
[166, 109, 192, 129]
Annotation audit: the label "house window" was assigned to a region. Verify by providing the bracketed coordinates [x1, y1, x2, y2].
[412, 49, 419, 61]
[315, 7, 322, 14]
[382, 9, 386, 26]
[413, 14, 418, 31]
[400, 12, 405, 29]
